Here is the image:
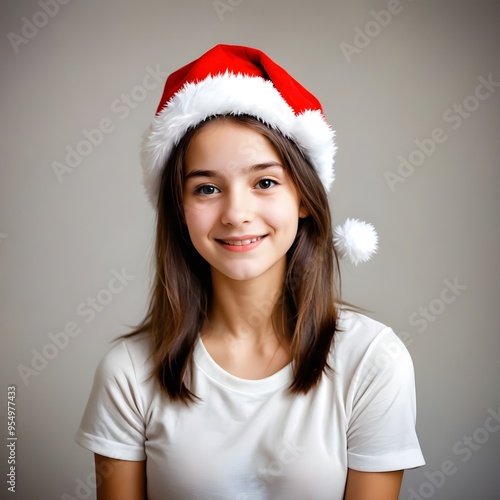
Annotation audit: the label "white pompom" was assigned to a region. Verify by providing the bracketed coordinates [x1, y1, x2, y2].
[333, 218, 378, 265]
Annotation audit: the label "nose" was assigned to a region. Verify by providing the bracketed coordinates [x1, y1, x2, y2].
[220, 188, 254, 227]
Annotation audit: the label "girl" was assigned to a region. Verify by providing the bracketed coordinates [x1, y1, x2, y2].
[75, 44, 424, 499]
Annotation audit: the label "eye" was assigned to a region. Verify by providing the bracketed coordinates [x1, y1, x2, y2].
[255, 178, 277, 190]
[195, 185, 220, 196]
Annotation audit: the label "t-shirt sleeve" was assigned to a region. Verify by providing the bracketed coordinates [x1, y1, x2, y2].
[346, 328, 425, 472]
[74, 340, 147, 461]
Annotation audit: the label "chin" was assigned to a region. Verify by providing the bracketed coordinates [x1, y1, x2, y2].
[211, 264, 268, 283]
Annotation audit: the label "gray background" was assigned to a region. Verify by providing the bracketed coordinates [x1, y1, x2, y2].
[1, 1, 499, 499]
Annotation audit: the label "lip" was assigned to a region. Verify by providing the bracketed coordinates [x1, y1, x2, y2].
[216, 235, 267, 253]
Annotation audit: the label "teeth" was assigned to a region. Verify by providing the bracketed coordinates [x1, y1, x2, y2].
[222, 237, 261, 246]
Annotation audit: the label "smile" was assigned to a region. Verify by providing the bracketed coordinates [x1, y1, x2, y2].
[216, 235, 267, 252]
[220, 236, 263, 246]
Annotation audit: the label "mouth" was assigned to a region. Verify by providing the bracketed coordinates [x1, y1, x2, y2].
[218, 236, 264, 246]
[215, 235, 267, 252]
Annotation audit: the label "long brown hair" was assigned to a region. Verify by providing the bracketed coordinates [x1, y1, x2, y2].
[125, 115, 342, 403]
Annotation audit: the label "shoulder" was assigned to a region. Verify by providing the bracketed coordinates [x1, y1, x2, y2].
[331, 308, 414, 383]
[95, 332, 154, 385]
[336, 308, 389, 340]
[334, 308, 395, 354]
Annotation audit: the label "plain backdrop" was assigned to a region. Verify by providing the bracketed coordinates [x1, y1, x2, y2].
[1, 1, 499, 499]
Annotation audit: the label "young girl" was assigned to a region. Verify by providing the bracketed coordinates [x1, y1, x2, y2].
[75, 44, 424, 499]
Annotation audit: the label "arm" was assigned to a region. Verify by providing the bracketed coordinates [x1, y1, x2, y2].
[95, 454, 147, 500]
[344, 469, 403, 500]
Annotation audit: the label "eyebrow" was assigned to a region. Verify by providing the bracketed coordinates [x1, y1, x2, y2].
[184, 161, 284, 181]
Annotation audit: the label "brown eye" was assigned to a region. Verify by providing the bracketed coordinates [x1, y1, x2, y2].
[256, 179, 276, 190]
[195, 185, 219, 195]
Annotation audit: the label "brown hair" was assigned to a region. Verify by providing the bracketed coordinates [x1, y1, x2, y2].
[125, 115, 342, 403]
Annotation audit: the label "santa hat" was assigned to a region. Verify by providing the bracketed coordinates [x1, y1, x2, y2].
[141, 44, 377, 265]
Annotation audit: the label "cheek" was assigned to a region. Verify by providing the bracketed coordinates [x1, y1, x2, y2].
[266, 196, 301, 228]
[266, 214, 300, 247]
[184, 205, 216, 239]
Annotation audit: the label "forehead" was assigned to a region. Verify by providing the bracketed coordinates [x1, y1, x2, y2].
[184, 119, 282, 174]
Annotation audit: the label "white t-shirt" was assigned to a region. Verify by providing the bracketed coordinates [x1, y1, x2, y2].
[75, 310, 424, 499]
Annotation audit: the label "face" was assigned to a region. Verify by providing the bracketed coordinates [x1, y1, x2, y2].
[182, 120, 307, 284]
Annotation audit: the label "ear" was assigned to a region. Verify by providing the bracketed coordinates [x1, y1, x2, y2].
[299, 203, 309, 218]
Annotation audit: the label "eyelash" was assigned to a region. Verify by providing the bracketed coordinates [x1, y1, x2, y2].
[194, 185, 220, 196]
[193, 178, 278, 196]
[256, 178, 277, 190]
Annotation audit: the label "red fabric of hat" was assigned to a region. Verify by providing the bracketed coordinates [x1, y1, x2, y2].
[156, 45, 323, 117]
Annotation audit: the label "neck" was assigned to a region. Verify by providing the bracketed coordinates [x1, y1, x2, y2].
[204, 264, 286, 346]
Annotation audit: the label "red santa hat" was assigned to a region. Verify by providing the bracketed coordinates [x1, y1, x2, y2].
[141, 44, 377, 265]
